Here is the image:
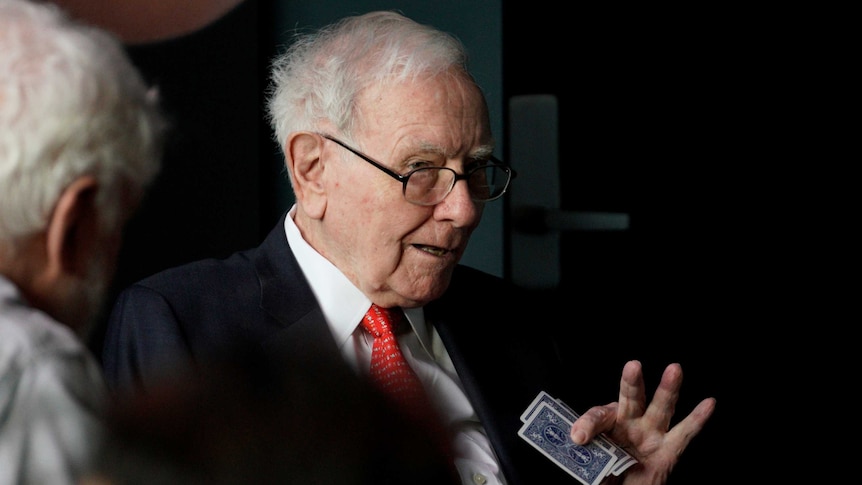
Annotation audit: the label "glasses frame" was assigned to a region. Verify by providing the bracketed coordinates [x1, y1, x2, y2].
[320, 133, 515, 206]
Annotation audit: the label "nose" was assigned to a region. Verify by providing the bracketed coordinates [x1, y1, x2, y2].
[433, 177, 483, 227]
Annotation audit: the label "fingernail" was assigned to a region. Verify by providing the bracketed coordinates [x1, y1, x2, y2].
[571, 430, 587, 444]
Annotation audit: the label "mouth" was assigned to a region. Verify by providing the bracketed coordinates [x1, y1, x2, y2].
[413, 244, 451, 257]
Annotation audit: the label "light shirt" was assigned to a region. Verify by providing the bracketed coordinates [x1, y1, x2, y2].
[0, 275, 107, 485]
[285, 206, 506, 485]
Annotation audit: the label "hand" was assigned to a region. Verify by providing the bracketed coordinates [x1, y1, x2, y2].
[569, 360, 716, 485]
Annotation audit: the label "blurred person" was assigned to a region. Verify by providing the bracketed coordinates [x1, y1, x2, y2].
[102, 10, 715, 485]
[82, 348, 458, 485]
[48, 0, 246, 45]
[0, 0, 165, 483]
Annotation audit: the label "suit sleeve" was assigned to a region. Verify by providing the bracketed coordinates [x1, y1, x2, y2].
[101, 284, 194, 396]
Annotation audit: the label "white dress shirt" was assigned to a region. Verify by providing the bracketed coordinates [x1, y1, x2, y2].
[285, 206, 506, 485]
[0, 275, 107, 485]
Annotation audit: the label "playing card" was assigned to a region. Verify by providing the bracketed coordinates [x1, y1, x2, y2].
[518, 402, 616, 485]
[520, 391, 640, 479]
[521, 390, 576, 423]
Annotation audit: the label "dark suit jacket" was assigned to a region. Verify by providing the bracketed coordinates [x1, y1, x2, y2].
[102, 213, 578, 485]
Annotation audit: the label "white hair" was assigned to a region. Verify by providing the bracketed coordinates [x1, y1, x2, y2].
[0, 0, 166, 249]
[265, 10, 477, 170]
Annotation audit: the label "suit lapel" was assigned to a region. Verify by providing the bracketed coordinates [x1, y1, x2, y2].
[428, 266, 568, 485]
[253, 214, 342, 364]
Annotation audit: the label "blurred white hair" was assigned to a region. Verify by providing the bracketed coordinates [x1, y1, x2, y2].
[0, 0, 166, 249]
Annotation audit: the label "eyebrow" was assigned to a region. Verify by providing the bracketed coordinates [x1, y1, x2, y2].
[414, 141, 495, 160]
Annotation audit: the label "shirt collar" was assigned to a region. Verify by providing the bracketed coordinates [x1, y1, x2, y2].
[284, 205, 432, 351]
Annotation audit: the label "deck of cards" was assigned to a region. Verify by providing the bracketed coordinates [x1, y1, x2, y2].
[519, 391, 638, 485]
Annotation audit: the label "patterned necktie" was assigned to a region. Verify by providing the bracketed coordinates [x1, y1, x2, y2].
[361, 304, 430, 418]
[361, 304, 457, 478]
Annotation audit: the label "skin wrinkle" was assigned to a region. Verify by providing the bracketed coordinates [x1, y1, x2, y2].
[296, 71, 489, 309]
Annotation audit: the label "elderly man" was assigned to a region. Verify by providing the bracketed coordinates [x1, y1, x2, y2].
[103, 11, 714, 485]
[0, 1, 165, 483]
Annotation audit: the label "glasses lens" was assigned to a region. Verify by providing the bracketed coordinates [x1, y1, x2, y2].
[404, 167, 455, 205]
[469, 165, 510, 201]
[403, 165, 511, 205]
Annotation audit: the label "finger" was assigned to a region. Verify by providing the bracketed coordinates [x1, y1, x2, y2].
[617, 360, 646, 419]
[664, 397, 717, 456]
[569, 402, 618, 445]
[641, 362, 683, 431]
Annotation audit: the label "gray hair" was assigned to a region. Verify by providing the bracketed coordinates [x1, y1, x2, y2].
[0, 0, 166, 248]
[265, 10, 474, 161]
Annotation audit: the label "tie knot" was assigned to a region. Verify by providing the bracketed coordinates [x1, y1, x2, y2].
[361, 304, 402, 338]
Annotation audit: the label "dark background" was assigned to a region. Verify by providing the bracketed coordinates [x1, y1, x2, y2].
[91, 0, 283, 354]
[88, 1, 761, 483]
[500, 4, 754, 484]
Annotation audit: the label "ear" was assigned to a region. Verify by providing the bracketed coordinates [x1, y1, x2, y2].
[286, 132, 327, 219]
[44, 176, 100, 280]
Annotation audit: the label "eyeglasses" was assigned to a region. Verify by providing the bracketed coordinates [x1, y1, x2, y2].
[321, 134, 516, 206]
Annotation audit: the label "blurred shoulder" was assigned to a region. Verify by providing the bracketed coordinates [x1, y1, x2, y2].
[1, 279, 92, 366]
[133, 246, 259, 291]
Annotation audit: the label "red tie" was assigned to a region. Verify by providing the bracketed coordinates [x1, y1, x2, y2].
[361, 305, 457, 478]
[361, 304, 430, 419]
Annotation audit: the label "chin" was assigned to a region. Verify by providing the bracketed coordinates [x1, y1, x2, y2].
[408, 271, 455, 305]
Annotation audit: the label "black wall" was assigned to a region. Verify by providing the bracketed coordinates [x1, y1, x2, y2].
[91, 0, 284, 356]
[501, 3, 746, 484]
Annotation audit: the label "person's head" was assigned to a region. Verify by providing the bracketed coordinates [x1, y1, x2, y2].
[266, 11, 513, 308]
[0, 0, 165, 334]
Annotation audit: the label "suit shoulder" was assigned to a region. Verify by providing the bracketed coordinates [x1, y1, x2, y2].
[134, 248, 257, 292]
[451, 264, 507, 286]
[444, 264, 515, 304]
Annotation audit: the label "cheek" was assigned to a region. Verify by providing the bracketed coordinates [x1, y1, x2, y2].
[328, 175, 428, 261]
[363, 212, 424, 267]
[340, 179, 415, 238]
